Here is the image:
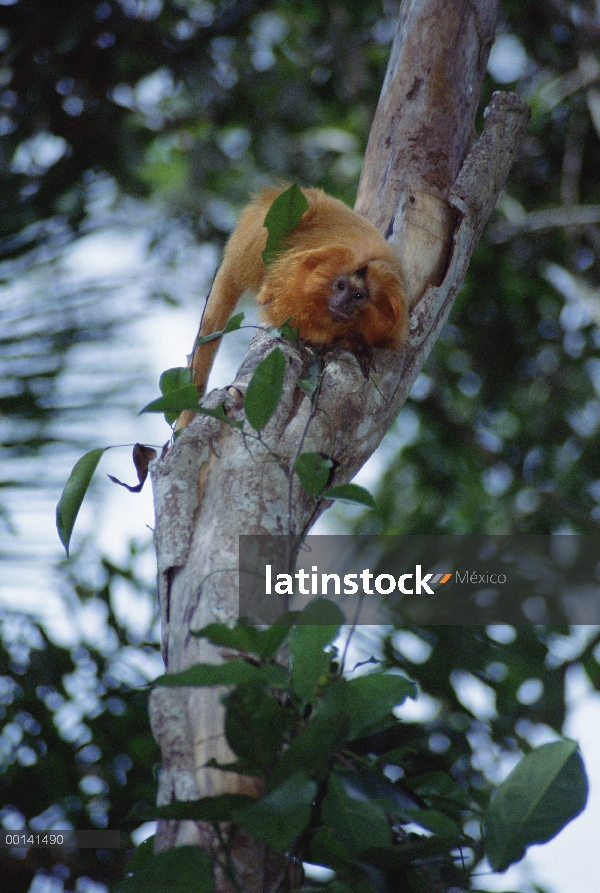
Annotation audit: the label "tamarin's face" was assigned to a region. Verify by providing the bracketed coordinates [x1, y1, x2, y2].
[327, 267, 369, 322]
[257, 244, 407, 354]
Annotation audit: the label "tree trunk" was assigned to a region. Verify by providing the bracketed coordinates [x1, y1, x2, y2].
[148, 0, 529, 889]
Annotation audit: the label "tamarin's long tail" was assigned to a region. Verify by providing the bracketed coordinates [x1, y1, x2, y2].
[174, 267, 242, 430]
[189, 267, 241, 400]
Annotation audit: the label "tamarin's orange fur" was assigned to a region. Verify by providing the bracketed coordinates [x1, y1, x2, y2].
[178, 186, 408, 427]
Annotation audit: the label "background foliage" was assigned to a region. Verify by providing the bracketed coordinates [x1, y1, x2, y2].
[3, 1, 600, 891]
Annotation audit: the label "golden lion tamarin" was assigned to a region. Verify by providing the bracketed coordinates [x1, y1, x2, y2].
[179, 186, 408, 427]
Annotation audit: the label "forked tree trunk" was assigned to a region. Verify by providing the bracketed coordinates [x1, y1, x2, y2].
[149, 1, 529, 890]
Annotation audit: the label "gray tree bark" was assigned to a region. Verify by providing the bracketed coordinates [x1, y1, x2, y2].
[148, 1, 529, 890]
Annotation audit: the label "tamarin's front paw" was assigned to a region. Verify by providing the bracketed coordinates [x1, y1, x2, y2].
[352, 342, 376, 380]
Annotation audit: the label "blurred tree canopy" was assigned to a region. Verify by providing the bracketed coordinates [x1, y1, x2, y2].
[1, 0, 394, 256]
[3, 1, 600, 891]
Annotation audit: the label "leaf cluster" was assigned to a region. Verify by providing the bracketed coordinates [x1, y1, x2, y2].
[121, 608, 588, 893]
[0, 545, 161, 891]
[0, 0, 395, 261]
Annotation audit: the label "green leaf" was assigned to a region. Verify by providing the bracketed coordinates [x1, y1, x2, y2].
[204, 404, 243, 428]
[244, 347, 286, 430]
[224, 311, 245, 333]
[308, 828, 353, 873]
[140, 385, 200, 415]
[262, 184, 309, 266]
[321, 772, 392, 854]
[116, 845, 213, 893]
[361, 836, 457, 870]
[159, 367, 194, 425]
[410, 808, 461, 837]
[289, 629, 331, 704]
[159, 366, 193, 394]
[288, 601, 343, 703]
[295, 452, 334, 497]
[223, 680, 288, 772]
[345, 671, 416, 740]
[196, 311, 245, 345]
[330, 767, 419, 820]
[277, 317, 300, 342]
[269, 708, 350, 789]
[141, 392, 242, 429]
[297, 355, 323, 397]
[324, 483, 376, 509]
[121, 837, 155, 877]
[194, 622, 291, 659]
[484, 740, 588, 871]
[153, 659, 290, 689]
[403, 771, 473, 809]
[56, 447, 108, 557]
[296, 598, 345, 626]
[198, 403, 243, 428]
[377, 747, 415, 769]
[234, 773, 317, 851]
[312, 675, 350, 720]
[154, 794, 254, 823]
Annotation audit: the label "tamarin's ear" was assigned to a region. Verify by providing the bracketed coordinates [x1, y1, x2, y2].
[295, 246, 346, 272]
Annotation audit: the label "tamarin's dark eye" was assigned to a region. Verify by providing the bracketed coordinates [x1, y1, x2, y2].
[336, 279, 346, 291]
